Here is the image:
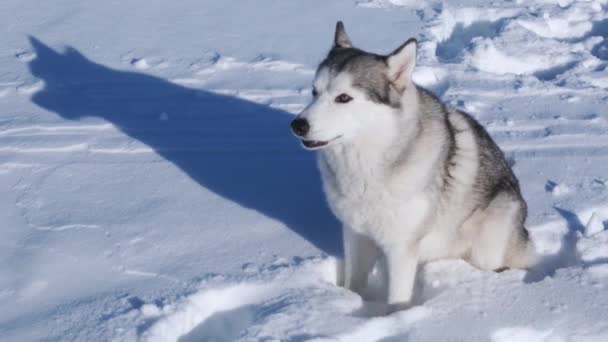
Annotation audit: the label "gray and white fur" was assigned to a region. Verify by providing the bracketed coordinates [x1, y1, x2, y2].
[291, 22, 536, 312]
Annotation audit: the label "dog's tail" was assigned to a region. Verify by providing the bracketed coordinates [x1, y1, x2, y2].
[514, 238, 539, 270]
[506, 232, 539, 270]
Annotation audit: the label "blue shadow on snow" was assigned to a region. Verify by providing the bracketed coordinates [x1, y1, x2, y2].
[26, 37, 341, 256]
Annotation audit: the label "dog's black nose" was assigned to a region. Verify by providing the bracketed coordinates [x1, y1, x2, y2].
[291, 118, 310, 137]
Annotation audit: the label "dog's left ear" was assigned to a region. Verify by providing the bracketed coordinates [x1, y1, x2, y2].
[334, 21, 352, 48]
[386, 38, 417, 92]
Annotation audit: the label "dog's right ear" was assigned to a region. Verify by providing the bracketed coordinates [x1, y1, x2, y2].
[334, 21, 352, 48]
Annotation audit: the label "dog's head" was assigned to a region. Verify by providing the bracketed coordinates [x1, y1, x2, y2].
[291, 21, 418, 150]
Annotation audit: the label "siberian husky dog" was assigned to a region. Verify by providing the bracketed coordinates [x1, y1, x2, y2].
[291, 22, 536, 312]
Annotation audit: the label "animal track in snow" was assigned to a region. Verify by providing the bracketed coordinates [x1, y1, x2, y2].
[130, 57, 169, 70]
[435, 18, 509, 63]
[356, 0, 429, 8]
[424, 1, 607, 87]
[15, 51, 36, 62]
[484, 113, 608, 157]
[138, 257, 340, 341]
[545, 180, 571, 197]
[0, 124, 114, 136]
[163, 85, 309, 113]
[142, 283, 275, 342]
[16, 80, 44, 95]
[195, 55, 314, 76]
[34, 223, 100, 232]
[168, 53, 314, 112]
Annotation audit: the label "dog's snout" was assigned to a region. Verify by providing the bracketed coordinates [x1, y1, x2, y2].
[291, 118, 310, 137]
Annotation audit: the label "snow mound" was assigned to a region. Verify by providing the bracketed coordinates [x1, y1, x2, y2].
[423, 0, 608, 82]
[469, 38, 570, 75]
[126, 208, 608, 341]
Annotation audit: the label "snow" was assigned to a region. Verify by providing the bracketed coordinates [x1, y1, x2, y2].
[1, 0, 608, 341]
[585, 212, 605, 237]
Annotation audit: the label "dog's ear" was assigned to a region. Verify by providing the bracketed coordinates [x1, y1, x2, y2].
[386, 38, 417, 92]
[334, 21, 352, 48]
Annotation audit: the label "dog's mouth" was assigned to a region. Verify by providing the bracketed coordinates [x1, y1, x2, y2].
[302, 140, 329, 149]
[301, 136, 341, 150]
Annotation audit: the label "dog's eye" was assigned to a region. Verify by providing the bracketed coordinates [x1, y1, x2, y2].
[335, 93, 353, 103]
[312, 88, 318, 97]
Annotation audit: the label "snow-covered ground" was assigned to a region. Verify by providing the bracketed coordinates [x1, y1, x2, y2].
[1, 0, 608, 341]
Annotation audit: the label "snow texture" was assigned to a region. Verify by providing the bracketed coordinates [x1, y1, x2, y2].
[1, 0, 608, 341]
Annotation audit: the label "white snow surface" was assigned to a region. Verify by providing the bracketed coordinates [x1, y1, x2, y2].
[1, 0, 608, 341]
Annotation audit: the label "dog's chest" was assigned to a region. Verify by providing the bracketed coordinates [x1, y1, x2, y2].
[318, 152, 431, 241]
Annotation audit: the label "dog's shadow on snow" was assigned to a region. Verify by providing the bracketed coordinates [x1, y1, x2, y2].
[26, 37, 341, 256]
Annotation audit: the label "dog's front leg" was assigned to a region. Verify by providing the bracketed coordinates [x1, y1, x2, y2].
[341, 226, 380, 295]
[385, 243, 419, 312]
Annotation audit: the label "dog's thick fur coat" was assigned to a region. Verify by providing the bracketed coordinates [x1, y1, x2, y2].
[291, 22, 535, 312]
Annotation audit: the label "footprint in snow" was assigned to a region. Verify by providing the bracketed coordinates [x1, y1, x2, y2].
[141, 282, 276, 342]
[130, 57, 169, 70]
[15, 51, 36, 62]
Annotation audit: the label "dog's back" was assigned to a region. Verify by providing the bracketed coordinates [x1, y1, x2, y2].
[416, 87, 534, 270]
